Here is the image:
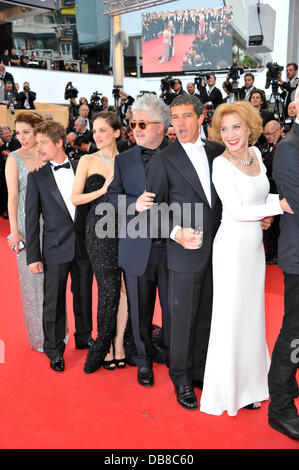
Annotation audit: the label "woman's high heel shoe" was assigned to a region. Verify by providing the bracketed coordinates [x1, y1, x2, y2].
[115, 358, 126, 369]
[103, 359, 116, 370]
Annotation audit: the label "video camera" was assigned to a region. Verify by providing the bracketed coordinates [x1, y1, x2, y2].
[64, 82, 78, 100]
[283, 117, 294, 133]
[228, 60, 244, 82]
[160, 75, 176, 94]
[7, 95, 15, 115]
[194, 73, 212, 90]
[228, 60, 244, 91]
[90, 91, 102, 104]
[265, 62, 284, 90]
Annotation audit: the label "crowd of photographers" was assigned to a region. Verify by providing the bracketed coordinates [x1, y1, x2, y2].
[0, 64, 36, 114]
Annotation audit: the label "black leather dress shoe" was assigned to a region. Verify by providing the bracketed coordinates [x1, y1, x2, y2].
[175, 385, 198, 410]
[76, 339, 94, 350]
[137, 367, 154, 387]
[50, 355, 65, 372]
[269, 416, 299, 440]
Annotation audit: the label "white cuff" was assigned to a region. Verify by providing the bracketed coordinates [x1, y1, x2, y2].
[170, 225, 182, 242]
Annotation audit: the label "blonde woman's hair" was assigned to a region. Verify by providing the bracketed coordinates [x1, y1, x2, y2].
[211, 101, 263, 145]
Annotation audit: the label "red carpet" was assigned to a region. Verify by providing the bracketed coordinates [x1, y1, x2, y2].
[0, 216, 299, 450]
[142, 35, 196, 74]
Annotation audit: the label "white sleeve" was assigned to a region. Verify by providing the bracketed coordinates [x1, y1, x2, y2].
[212, 157, 283, 222]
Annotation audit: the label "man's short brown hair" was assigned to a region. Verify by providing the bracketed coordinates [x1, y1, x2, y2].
[34, 120, 67, 149]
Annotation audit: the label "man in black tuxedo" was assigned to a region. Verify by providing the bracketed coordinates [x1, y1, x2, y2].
[25, 121, 93, 372]
[198, 73, 223, 109]
[106, 94, 171, 387]
[268, 93, 299, 440]
[261, 120, 284, 264]
[146, 94, 224, 410]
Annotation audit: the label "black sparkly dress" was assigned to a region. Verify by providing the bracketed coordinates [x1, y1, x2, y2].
[83, 174, 136, 373]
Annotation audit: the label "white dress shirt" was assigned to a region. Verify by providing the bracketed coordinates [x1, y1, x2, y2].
[50, 158, 76, 221]
[171, 136, 211, 241]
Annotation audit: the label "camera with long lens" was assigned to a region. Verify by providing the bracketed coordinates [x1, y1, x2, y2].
[194, 73, 211, 91]
[283, 117, 293, 133]
[90, 91, 102, 113]
[227, 60, 244, 91]
[228, 60, 244, 81]
[112, 85, 122, 101]
[90, 91, 102, 104]
[265, 62, 284, 90]
[206, 101, 214, 121]
[8, 99, 15, 115]
[64, 81, 78, 100]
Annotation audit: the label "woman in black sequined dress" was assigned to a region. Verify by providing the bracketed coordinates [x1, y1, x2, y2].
[71, 111, 135, 373]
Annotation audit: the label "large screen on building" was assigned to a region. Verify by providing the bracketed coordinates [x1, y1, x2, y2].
[141, 6, 233, 74]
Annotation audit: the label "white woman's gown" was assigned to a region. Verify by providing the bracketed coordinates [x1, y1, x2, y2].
[200, 148, 283, 416]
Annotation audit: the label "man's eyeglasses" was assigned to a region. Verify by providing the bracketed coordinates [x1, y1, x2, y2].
[265, 129, 280, 136]
[129, 120, 161, 130]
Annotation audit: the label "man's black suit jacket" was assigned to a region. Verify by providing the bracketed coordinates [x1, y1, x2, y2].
[25, 159, 89, 266]
[273, 122, 299, 275]
[18, 91, 36, 109]
[199, 86, 223, 108]
[146, 139, 224, 272]
[106, 145, 158, 276]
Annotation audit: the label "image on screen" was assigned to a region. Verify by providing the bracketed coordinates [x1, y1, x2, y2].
[141, 6, 233, 74]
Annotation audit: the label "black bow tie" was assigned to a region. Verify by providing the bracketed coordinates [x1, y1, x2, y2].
[53, 162, 71, 171]
[140, 147, 157, 166]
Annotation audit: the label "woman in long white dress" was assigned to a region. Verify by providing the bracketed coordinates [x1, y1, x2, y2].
[200, 101, 292, 416]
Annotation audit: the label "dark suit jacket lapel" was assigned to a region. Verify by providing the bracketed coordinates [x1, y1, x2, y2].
[167, 140, 211, 207]
[69, 159, 79, 222]
[204, 140, 219, 209]
[128, 146, 146, 194]
[43, 161, 74, 222]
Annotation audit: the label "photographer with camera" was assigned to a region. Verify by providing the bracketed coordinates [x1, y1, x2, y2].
[278, 62, 299, 117]
[117, 90, 135, 124]
[18, 81, 36, 110]
[160, 77, 187, 105]
[78, 104, 92, 132]
[0, 64, 16, 93]
[89, 91, 103, 115]
[64, 82, 80, 131]
[2, 81, 18, 114]
[198, 73, 223, 109]
[186, 82, 202, 102]
[98, 96, 115, 112]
